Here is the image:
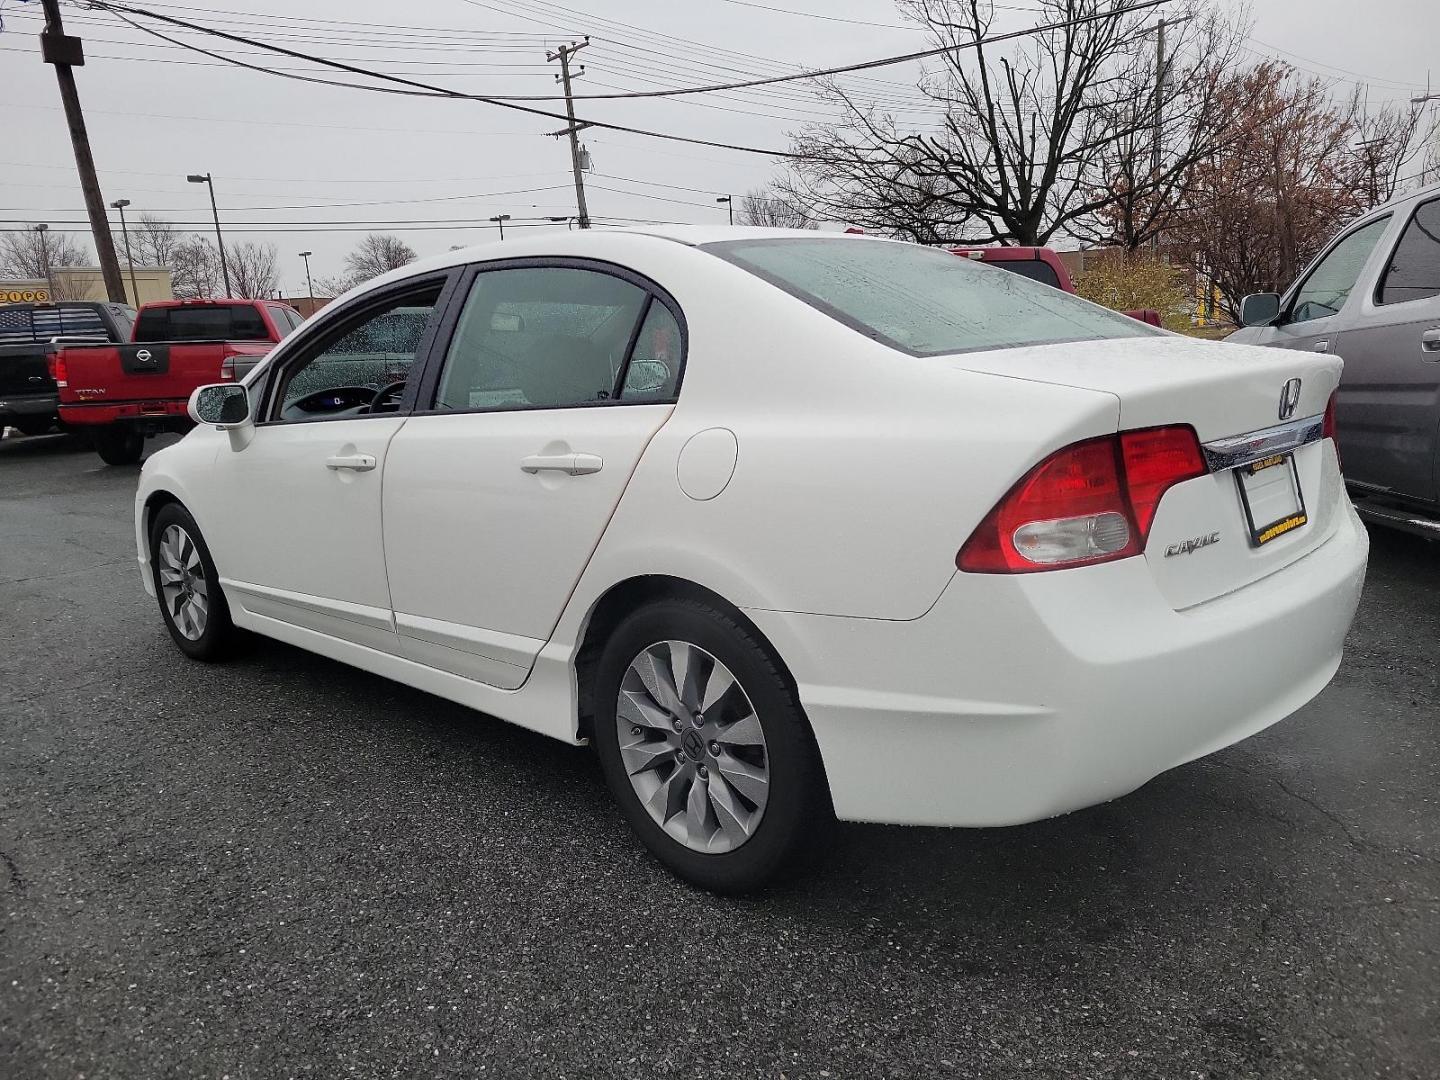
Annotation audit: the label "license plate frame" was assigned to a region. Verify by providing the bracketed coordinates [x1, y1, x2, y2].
[1235, 452, 1308, 547]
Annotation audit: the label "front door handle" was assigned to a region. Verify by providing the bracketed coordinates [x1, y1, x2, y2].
[325, 453, 377, 472]
[520, 452, 603, 476]
[1422, 328, 1440, 357]
[1312, 340, 1330, 352]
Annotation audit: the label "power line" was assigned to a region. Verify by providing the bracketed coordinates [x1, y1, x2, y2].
[85, 0, 1172, 120]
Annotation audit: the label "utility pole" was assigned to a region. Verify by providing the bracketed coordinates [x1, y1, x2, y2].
[34, 224, 54, 296]
[489, 213, 512, 240]
[547, 38, 591, 230]
[38, 0, 126, 303]
[298, 250, 314, 305]
[187, 173, 231, 297]
[111, 198, 140, 304]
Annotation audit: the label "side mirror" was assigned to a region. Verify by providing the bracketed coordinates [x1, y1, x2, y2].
[189, 383, 251, 427]
[624, 358, 673, 396]
[1240, 293, 1282, 327]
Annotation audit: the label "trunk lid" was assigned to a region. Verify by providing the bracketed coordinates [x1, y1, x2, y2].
[948, 336, 1347, 609]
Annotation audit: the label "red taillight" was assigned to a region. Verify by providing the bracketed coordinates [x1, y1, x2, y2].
[1322, 390, 1339, 466]
[958, 425, 1207, 574]
[49, 353, 68, 387]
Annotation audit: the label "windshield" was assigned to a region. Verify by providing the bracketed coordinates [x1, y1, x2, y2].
[705, 238, 1158, 356]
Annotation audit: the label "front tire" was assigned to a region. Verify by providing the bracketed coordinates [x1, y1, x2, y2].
[94, 424, 143, 465]
[149, 503, 235, 661]
[592, 598, 830, 894]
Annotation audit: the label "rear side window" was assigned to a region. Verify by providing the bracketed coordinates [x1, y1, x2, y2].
[0, 305, 108, 344]
[986, 258, 1062, 289]
[1378, 197, 1440, 306]
[706, 238, 1156, 357]
[135, 304, 272, 342]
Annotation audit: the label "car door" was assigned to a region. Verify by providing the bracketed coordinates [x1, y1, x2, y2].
[201, 273, 456, 653]
[381, 260, 685, 688]
[1332, 194, 1440, 503]
[1260, 214, 1394, 361]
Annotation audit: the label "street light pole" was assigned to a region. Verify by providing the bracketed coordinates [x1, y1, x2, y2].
[33, 223, 54, 296]
[298, 250, 314, 311]
[716, 195, 734, 224]
[489, 213, 512, 240]
[187, 172, 230, 297]
[110, 198, 140, 303]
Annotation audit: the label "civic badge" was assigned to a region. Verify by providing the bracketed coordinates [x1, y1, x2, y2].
[1278, 377, 1302, 420]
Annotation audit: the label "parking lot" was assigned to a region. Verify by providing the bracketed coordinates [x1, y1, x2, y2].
[1, 432, 1436, 1079]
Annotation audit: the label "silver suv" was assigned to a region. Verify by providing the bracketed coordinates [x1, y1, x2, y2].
[1229, 181, 1440, 538]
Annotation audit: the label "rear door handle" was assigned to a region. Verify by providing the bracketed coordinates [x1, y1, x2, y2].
[1422, 328, 1440, 357]
[520, 452, 603, 476]
[325, 453, 376, 472]
[1312, 340, 1330, 352]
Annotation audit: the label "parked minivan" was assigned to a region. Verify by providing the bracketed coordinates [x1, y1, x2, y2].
[1229, 181, 1440, 538]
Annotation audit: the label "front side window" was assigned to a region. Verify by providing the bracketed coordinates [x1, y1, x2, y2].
[272, 285, 442, 421]
[705, 238, 1156, 357]
[434, 267, 648, 411]
[1378, 198, 1440, 306]
[1288, 217, 1390, 324]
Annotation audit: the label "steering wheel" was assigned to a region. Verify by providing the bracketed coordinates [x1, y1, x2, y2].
[369, 380, 408, 413]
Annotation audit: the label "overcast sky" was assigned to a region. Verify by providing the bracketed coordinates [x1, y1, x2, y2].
[2, 0, 1437, 294]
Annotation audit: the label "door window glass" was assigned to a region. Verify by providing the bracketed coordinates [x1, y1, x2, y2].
[435, 267, 648, 411]
[273, 285, 442, 421]
[1378, 198, 1440, 306]
[620, 299, 683, 400]
[1288, 217, 1390, 324]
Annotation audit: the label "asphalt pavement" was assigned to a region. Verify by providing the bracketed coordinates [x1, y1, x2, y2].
[2, 431, 1437, 1079]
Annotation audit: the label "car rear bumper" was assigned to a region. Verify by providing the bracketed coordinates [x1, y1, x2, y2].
[744, 502, 1368, 827]
[0, 391, 59, 420]
[58, 400, 190, 425]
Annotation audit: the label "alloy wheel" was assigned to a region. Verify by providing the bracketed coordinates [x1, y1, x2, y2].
[157, 523, 209, 641]
[616, 640, 770, 854]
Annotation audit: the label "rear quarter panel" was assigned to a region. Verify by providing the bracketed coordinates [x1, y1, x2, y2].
[549, 241, 1121, 626]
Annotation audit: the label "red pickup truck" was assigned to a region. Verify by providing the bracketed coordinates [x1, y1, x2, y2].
[52, 298, 301, 464]
[948, 246, 1163, 326]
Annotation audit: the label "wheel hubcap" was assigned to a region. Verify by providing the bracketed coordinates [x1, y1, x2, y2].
[616, 640, 770, 854]
[157, 524, 208, 641]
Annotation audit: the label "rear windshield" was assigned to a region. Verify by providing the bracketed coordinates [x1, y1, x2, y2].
[0, 304, 111, 345]
[135, 304, 271, 343]
[985, 258, 1062, 289]
[705, 238, 1157, 356]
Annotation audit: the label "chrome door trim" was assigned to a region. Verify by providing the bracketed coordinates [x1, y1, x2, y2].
[1202, 413, 1325, 472]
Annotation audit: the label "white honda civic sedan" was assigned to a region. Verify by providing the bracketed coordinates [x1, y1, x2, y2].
[136, 227, 1368, 892]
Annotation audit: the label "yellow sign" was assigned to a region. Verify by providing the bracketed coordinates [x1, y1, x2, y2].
[2, 288, 51, 303]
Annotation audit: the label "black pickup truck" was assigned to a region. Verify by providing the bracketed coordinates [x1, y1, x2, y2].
[0, 301, 136, 437]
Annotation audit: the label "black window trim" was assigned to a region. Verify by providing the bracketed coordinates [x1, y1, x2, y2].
[1374, 194, 1440, 309]
[256, 268, 463, 427]
[408, 255, 689, 418]
[701, 237, 1160, 358]
[1279, 212, 1392, 325]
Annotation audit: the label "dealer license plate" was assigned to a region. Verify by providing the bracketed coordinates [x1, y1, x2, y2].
[1235, 453, 1307, 547]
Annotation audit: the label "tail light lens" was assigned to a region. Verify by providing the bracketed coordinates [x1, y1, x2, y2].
[958, 426, 1206, 574]
[48, 353, 68, 387]
[1322, 390, 1340, 467]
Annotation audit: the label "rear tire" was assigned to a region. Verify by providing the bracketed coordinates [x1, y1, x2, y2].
[93, 424, 144, 465]
[592, 597, 830, 894]
[149, 503, 235, 661]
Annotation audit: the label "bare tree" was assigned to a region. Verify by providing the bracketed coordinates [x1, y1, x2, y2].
[228, 242, 281, 300]
[321, 233, 417, 293]
[0, 226, 92, 298]
[171, 237, 223, 300]
[782, 0, 1243, 245]
[1346, 90, 1428, 208]
[734, 186, 816, 229]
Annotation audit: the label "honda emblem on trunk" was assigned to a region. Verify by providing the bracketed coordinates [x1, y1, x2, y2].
[1278, 377, 1302, 420]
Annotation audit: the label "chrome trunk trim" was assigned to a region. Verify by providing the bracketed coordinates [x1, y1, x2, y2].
[1201, 413, 1325, 473]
